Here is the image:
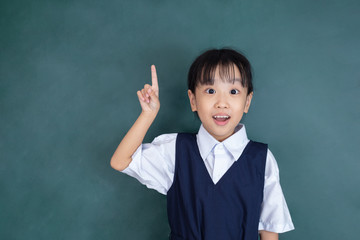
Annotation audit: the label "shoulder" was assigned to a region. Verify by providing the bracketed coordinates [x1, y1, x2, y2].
[250, 140, 268, 148]
[143, 133, 178, 156]
[175, 132, 198, 145]
[254, 144, 279, 173]
[151, 133, 178, 145]
[265, 148, 280, 174]
[248, 140, 268, 157]
[176, 132, 196, 138]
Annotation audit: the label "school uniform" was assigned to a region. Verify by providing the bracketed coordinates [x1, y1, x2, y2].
[121, 123, 294, 238]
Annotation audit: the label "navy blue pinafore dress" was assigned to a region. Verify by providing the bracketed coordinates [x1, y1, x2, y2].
[167, 133, 267, 240]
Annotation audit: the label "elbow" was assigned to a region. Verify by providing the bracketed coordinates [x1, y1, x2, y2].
[110, 157, 127, 172]
[259, 230, 278, 240]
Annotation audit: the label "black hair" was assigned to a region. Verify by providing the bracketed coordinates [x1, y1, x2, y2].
[187, 48, 253, 95]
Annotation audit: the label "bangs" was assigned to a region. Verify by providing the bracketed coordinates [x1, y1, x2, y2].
[198, 62, 246, 86]
[188, 48, 253, 94]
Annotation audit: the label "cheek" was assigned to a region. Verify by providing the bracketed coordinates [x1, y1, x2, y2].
[196, 98, 209, 109]
[195, 101, 212, 118]
[195, 105, 206, 116]
[232, 101, 247, 116]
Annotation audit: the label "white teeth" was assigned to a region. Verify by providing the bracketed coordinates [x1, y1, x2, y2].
[214, 115, 229, 119]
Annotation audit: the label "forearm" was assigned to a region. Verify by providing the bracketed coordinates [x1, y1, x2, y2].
[110, 111, 157, 171]
[259, 230, 278, 240]
[111, 64, 159, 171]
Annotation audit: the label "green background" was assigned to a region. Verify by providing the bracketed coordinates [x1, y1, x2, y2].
[1, 0, 359, 239]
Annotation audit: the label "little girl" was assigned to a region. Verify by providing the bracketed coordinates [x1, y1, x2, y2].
[111, 48, 294, 240]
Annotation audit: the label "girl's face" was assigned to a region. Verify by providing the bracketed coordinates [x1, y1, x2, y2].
[188, 65, 253, 142]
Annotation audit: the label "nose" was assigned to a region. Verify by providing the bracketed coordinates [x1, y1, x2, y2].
[214, 93, 229, 109]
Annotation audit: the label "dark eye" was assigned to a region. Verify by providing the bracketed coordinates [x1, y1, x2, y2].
[205, 88, 215, 94]
[230, 89, 239, 94]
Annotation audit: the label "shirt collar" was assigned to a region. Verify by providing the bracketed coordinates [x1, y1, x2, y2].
[196, 123, 250, 161]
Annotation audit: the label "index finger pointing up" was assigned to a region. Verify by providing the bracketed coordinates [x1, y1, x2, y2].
[151, 65, 159, 95]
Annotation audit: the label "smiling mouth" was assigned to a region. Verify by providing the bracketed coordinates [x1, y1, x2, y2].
[213, 115, 230, 120]
[213, 115, 230, 125]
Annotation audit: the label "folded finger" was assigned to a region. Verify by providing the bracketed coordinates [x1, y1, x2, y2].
[144, 84, 151, 97]
[141, 89, 150, 103]
[137, 90, 145, 102]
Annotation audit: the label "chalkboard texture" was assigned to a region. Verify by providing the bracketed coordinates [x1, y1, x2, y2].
[1, 0, 359, 239]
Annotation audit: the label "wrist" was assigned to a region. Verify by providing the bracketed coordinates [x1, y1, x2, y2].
[140, 110, 158, 120]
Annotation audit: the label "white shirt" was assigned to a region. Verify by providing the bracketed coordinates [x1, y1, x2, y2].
[122, 124, 295, 233]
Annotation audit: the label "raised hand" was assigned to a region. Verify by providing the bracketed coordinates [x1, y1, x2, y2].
[137, 65, 160, 115]
[111, 65, 160, 171]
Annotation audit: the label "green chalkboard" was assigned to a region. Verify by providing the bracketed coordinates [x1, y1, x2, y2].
[1, 0, 359, 239]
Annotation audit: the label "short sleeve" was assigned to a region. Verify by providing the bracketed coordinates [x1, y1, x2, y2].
[258, 149, 295, 233]
[121, 133, 177, 195]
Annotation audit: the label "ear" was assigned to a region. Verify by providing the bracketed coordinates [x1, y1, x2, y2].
[188, 89, 197, 112]
[244, 91, 253, 113]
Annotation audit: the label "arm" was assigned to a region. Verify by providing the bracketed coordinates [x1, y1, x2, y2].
[110, 65, 160, 171]
[258, 150, 294, 239]
[259, 150, 295, 234]
[259, 230, 278, 240]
